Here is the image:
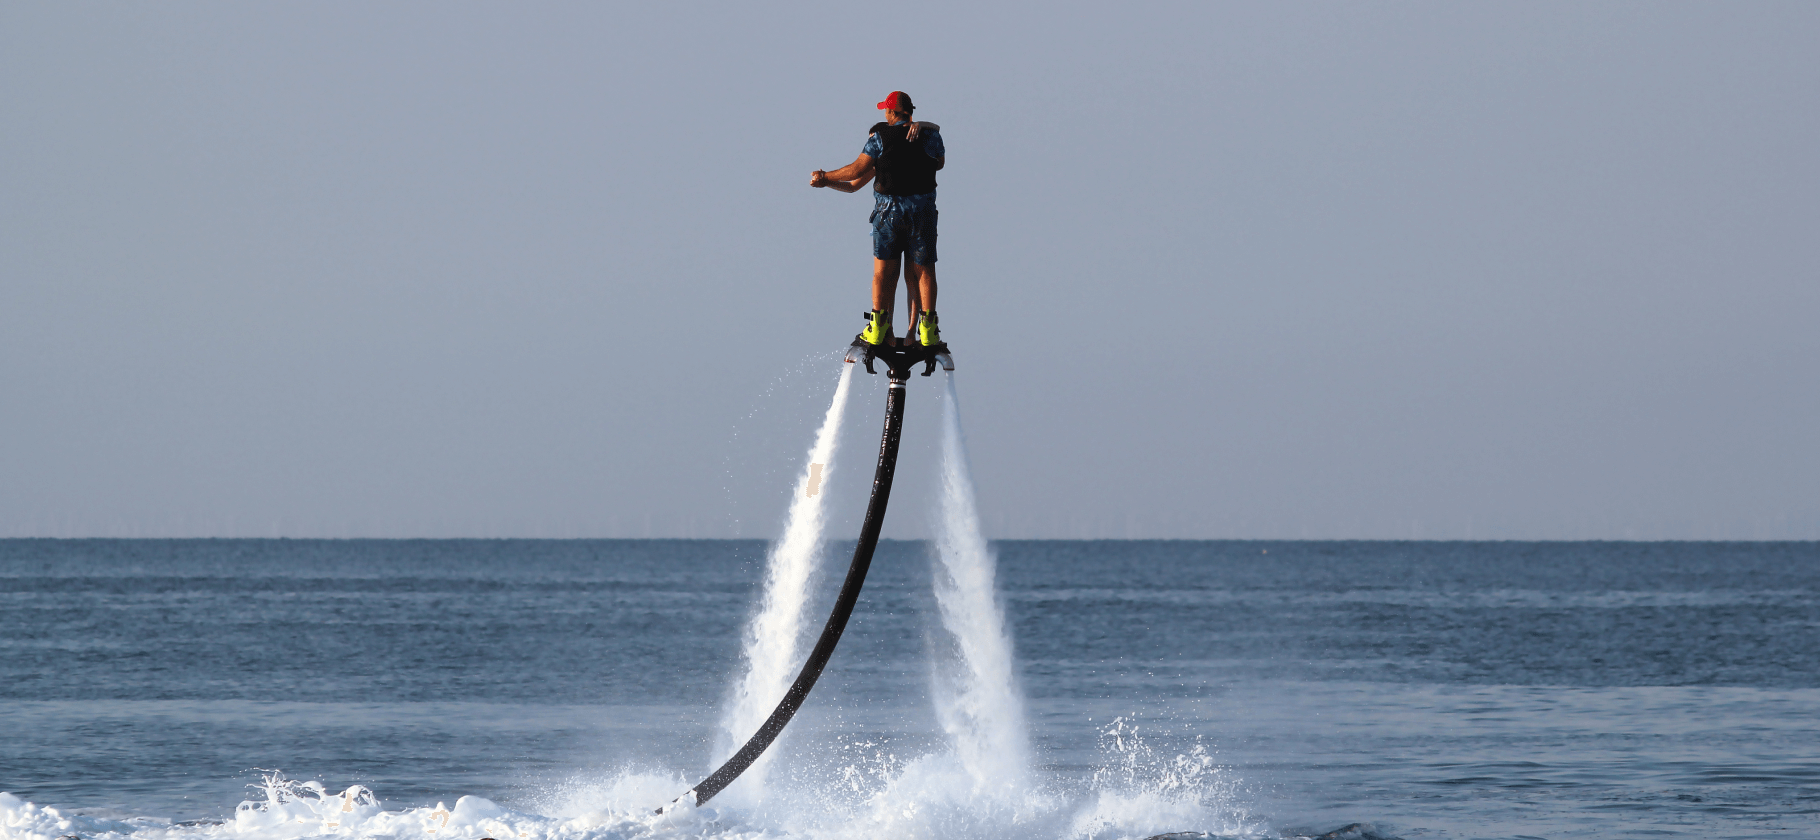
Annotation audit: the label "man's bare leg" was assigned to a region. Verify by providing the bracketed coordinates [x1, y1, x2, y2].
[872, 258, 902, 341]
[906, 262, 937, 337]
[905, 280, 922, 337]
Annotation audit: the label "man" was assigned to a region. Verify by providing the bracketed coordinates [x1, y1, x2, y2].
[810, 91, 945, 347]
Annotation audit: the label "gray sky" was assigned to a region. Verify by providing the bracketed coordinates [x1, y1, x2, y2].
[3, 2, 1815, 540]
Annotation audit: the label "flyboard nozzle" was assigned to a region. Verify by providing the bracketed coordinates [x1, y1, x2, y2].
[845, 336, 955, 378]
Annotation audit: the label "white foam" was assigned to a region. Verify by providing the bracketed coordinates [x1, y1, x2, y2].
[0, 791, 137, 840]
[0, 721, 1257, 840]
[1066, 718, 1258, 840]
[714, 363, 857, 796]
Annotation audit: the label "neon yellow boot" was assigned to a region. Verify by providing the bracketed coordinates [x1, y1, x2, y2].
[860, 309, 895, 346]
[916, 310, 941, 346]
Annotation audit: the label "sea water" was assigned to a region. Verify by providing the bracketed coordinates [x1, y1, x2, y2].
[1, 539, 1816, 839]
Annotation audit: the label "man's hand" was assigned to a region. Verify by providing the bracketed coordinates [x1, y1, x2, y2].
[810, 170, 830, 188]
[906, 121, 940, 142]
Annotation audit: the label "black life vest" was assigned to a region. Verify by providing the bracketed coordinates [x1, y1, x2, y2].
[870, 121, 939, 196]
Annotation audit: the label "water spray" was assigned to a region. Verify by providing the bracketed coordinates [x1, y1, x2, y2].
[715, 363, 855, 785]
[660, 341, 953, 813]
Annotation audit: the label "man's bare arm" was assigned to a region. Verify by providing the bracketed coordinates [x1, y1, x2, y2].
[820, 153, 875, 182]
[815, 170, 874, 193]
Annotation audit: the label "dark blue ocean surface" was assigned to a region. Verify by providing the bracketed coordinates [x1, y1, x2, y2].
[1, 539, 1815, 839]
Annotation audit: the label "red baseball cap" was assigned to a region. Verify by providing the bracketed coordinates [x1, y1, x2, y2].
[876, 91, 915, 112]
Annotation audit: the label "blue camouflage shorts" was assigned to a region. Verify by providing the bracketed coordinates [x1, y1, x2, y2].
[870, 192, 937, 265]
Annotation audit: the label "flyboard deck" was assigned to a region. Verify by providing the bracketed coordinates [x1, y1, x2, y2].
[658, 340, 952, 813]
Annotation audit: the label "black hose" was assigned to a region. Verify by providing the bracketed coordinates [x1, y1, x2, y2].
[665, 376, 908, 811]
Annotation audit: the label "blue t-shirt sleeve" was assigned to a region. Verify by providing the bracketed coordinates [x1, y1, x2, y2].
[861, 129, 944, 159]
